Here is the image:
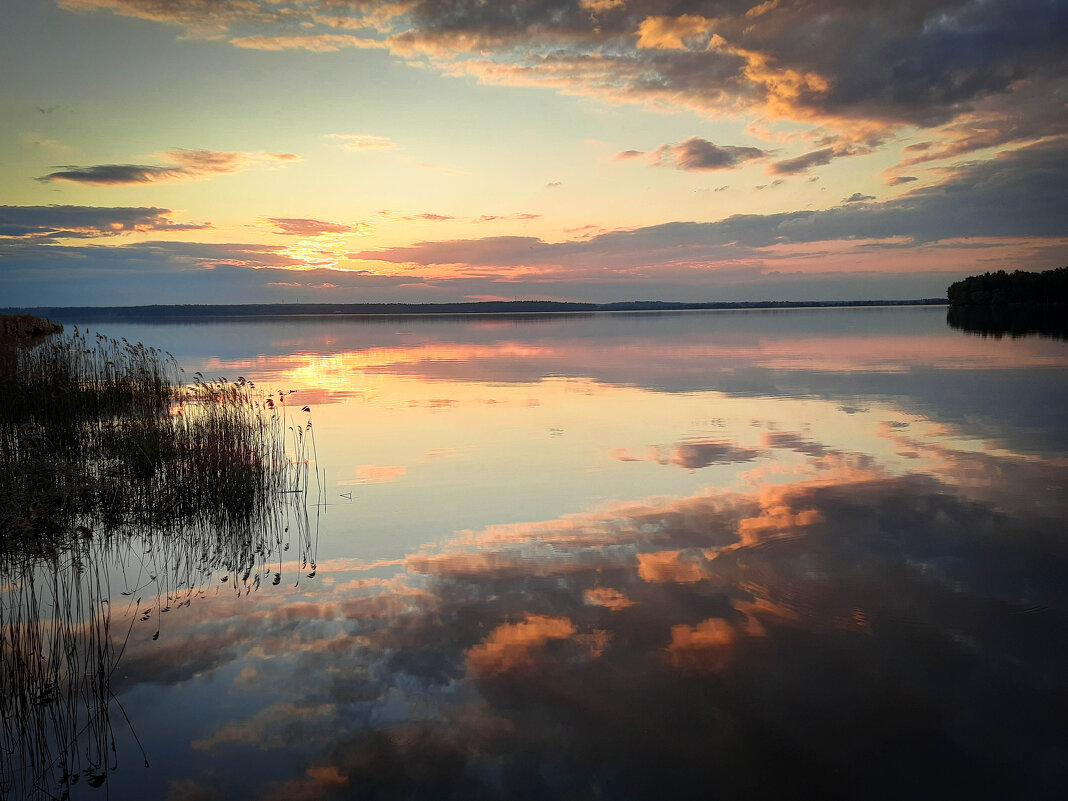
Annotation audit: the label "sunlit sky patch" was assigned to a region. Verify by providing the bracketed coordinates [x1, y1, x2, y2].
[2, 0, 1065, 305]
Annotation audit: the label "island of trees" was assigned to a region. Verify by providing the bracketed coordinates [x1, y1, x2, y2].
[946, 266, 1067, 340]
[947, 266, 1068, 306]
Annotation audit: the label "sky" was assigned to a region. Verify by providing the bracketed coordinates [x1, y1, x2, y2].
[1, 0, 1065, 306]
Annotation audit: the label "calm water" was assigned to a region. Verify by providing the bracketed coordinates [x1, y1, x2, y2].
[7, 306, 1068, 800]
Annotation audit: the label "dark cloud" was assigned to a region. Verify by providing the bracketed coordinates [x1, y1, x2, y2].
[63, 0, 1068, 152]
[843, 192, 876, 203]
[0, 205, 207, 240]
[762, 431, 831, 458]
[38, 149, 295, 185]
[0, 239, 436, 305]
[267, 218, 360, 236]
[652, 137, 770, 171]
[657, 439, 762, 469]
[887, 176, 918, 185]
[769, 147, 847, 175]
[892, 76, 1068, 168]
[38, 163, 186, 184]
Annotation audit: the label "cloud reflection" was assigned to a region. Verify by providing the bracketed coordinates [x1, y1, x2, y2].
[105, 442, 1068, 799]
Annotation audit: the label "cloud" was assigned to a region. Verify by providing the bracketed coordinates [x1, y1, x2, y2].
[0, 205, 207, 241]
[192, 703, 338, 751]
[353, 139, 1068, 269]
[635, 14, 715, 51]
[472, 213, 540, 223]
[545, 181, 562, 188]
[466, 614, 576, 675]
[651, 138, 770, 172]
[60, 0, 289, 37]
[338, 465, 407, 485]
[396, 210, 541, 223]
[887, 176, 918, 186]
[6, 141, 1066, 306]
[583, 586, 635, 611]
[769, 146, 855, 175]
[843, 193, 876, 203]
[325, 134, 396, 151]
[57, 456, 1068, 799]
[761, 432, 831, 458]
[267, 218, 361, 236]
[665, 440, 763, 469]
[621, 439, 763, 470]
[38, 149, 296, 185]
[59, 0, 1067, 160]
[231, 34, 384, 52]
[39, 164, 184, 184]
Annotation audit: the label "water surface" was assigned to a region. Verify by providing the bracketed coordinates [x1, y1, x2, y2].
[6, 307, 1068, 800]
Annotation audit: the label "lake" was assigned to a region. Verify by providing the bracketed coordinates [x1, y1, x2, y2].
[5, 306, 1068, 800]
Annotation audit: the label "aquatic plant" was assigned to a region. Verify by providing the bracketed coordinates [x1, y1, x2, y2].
[0, 327, 318, 799]
[0, 328, 315, 546]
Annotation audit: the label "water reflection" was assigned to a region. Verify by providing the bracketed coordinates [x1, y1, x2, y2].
[94, 308, 1068, 456]
[947, 304, 1068, 341]
[30, 308, 1068, 800]
[108, 462, 1068, 800]
[0, 501, 318, 800]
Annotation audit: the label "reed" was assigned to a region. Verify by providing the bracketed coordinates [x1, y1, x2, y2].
[0, 327, 317, 799]
[0, 327, 314, 546]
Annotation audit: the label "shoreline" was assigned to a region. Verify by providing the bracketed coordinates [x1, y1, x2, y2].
[2, 299, 948, 321]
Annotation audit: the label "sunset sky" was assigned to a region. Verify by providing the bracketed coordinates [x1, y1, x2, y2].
[2, 0, 1065, 306]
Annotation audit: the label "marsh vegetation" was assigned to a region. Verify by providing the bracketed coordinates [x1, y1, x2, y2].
[0, 326, 317, 800]
[0, 315, 62, 346]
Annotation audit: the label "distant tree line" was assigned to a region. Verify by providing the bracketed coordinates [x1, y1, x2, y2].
[1, 298, 945, 320]
[947, 266, 1068, 306]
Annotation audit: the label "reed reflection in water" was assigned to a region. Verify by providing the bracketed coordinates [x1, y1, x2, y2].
[0, 329, 318, 800]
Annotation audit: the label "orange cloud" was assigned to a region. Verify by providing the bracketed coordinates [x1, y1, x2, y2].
[338, 464, 407, 485]
[635, 15, 714, 51]
[637, 550, 710, 584]
[231, 34, 385, 52]
[467, 614, 576, 675]
[583, 586, 636, 611]
[667, 617, 738, 672]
